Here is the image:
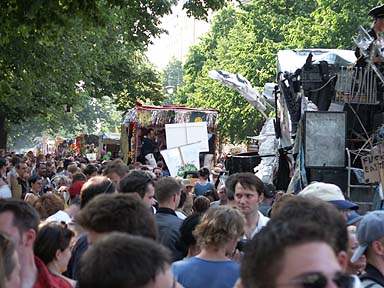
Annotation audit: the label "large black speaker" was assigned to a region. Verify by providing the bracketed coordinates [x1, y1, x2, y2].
[225, 152, 261, 175]
[308, 168, 348, 192]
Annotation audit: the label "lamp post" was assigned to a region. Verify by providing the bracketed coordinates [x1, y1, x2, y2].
[165, 85, 175, 95]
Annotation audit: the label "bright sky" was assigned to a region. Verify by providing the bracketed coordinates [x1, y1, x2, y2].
[146, 3, 212, 70]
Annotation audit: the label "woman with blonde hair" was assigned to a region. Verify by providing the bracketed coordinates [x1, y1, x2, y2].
[172, 205, 244, 288]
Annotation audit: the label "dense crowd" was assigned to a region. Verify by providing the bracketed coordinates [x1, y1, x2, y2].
[0, 150, 382, 288]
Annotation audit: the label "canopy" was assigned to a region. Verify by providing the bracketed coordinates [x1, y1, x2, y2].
[277, 49, 356, 73]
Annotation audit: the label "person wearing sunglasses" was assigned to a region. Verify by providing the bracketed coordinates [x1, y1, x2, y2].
[119, 170, 156, 209]
[239, 220, 356, 288]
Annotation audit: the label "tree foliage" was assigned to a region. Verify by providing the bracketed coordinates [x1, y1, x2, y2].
[176, 0, 378, 143]
[0, 0, 232, 149]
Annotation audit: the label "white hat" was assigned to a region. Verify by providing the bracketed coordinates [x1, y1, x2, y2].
[299, 182, 358, 210]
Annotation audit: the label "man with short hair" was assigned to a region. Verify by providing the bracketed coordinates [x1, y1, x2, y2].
[141, 128, 158, 168]
[351, 210, 384, 287]
[76, 193, 158, 244]
[119, 170, 156, 208]
[83, 164, 98, 180]
[102, 159, 129, 191]
[231, 173, 269, 239]
[272, 196, 350, 267]
[65, 176, 117, 280]
[0, 199, 72, 288]
[78, 233, 181, 288]
[9, 160, 29, 199]
[155, 177, 183, 261]
[239, 220, 353, 288]
[267, 196, 362, 287]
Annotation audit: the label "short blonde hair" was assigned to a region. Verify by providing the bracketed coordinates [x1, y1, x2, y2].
[193, 206, 244, 248]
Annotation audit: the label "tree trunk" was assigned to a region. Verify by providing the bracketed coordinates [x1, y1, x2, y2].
[0, 115, 7, 151]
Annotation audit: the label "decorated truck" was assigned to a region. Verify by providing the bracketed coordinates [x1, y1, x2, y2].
[121, 103, 219, 169]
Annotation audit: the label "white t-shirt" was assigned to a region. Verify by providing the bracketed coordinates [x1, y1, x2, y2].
[0, 184, 12, 199]
[243, 211, 270, 240]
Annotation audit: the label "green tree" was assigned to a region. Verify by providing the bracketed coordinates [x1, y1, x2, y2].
[0, 0, 231, 150]
[177, 0, 378, 143]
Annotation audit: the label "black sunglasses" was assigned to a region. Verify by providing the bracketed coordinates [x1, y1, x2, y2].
[280, 272, 354, 288]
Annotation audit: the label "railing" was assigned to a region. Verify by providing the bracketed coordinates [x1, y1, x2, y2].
[335, 66, 379, 105]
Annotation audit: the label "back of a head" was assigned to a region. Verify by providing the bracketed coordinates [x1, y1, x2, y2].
[194, 205, 244, 248]
[80, 176, 116, 209]
[76, 193, 158, 240]
[177, 213, 201, 257]
[78, 232, 170, 288]
[155, 177, 181, 204]
[102, 159, 129, 178]
[241, 220, 333, 288]
[271, 196, 348, 254]
[0, 199, 40, 234]
[119, 170, 154, 198]
[33, 193, 65, 220]
[72, 172, 87, 183]
[67, 164, 80, 175]
[198, 167, 210, 179]
[193, 196, 210, 214]
[83, 164, 98, 177]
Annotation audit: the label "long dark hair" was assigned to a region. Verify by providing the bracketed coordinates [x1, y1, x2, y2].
[34, 222, 74, 264]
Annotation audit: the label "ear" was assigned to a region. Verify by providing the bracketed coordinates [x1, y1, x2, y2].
[372, 240, 384, 256]
[336, 251, 348, 271]
[23, 228, 36, 248]
[258, 193, 264, 204]
[55, 249, 62, 260]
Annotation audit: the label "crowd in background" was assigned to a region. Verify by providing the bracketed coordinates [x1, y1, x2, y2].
[0, 149, 382, 288]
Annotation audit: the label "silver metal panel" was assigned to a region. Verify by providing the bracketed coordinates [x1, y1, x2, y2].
[305, 111, 346, 167]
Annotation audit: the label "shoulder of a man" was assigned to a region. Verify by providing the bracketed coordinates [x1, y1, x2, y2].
[361, 279, 384, 288]
[360, 264, 384, 288]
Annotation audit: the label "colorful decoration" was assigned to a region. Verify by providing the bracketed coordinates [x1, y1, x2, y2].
[177, 163, 198, 178]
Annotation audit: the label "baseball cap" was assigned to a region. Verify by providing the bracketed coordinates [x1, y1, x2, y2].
[346, 211, 363, 226]
[299, 182, 358, 210]
[351, 211, 384, 263]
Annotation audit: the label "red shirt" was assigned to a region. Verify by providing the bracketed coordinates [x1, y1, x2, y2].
[33, 256, 72, 288]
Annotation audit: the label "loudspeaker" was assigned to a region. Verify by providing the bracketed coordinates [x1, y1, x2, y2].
[304, 111, 346, 167]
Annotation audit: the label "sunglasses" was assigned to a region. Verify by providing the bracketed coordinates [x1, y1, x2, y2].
[280, 272, 354, 288]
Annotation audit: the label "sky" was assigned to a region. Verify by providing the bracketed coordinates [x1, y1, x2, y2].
[146, 2, 212, 70]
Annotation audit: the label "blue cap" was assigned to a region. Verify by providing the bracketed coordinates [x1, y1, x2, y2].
[351, 211, 384, 262]
[346, 211, 363, 226]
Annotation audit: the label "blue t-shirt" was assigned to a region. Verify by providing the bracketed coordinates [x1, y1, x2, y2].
[171, 257, 239, 288]
[194, 182, 213, 196]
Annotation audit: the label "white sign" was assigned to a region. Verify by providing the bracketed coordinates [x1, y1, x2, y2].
[86, 153, 97, 161]
[160, 142, 201, 177]
[165, 122, 209, 152]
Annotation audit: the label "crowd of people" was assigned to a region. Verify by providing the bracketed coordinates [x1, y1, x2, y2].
[0, 149, 382, 288]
